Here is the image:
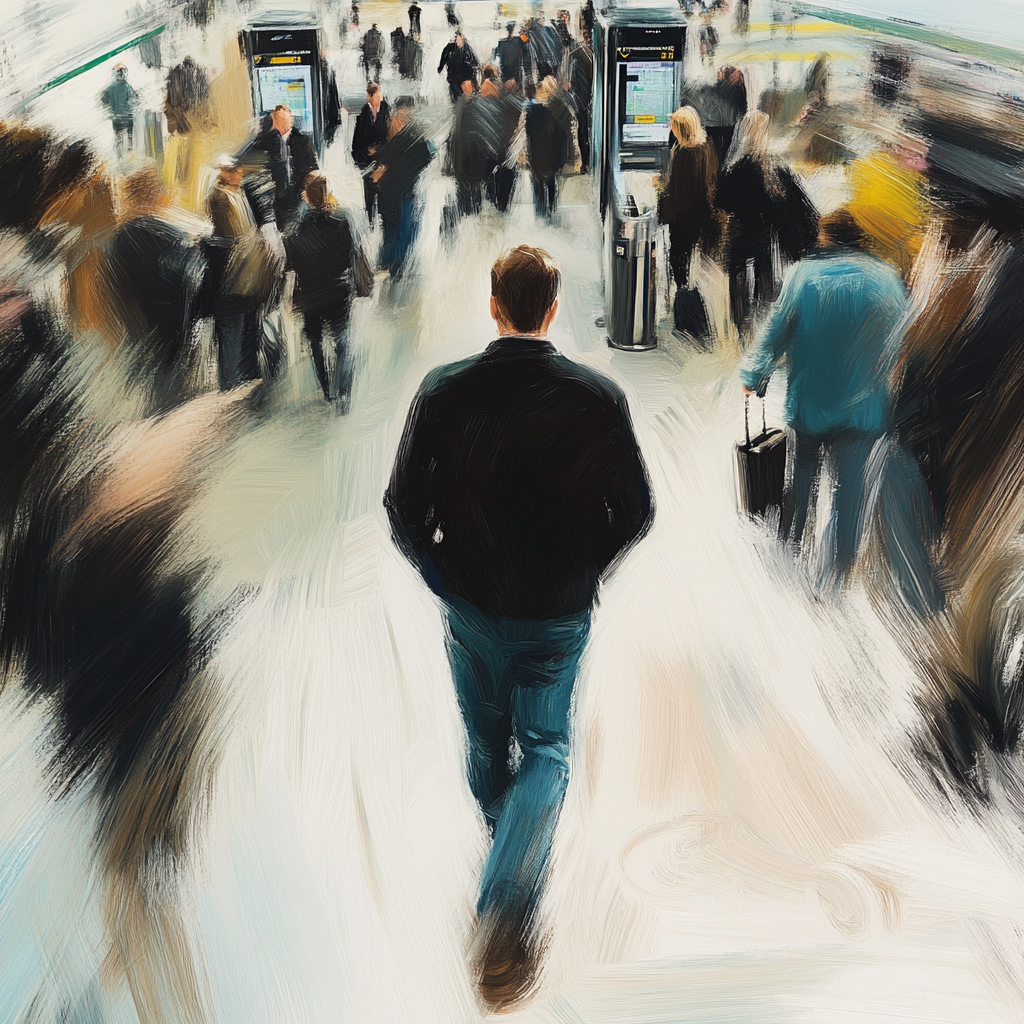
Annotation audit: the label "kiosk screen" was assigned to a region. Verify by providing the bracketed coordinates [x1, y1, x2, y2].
[254, 61, 314, 133]
[620, 61, 676, 145]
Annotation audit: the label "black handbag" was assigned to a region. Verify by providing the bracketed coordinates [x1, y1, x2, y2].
[736, 395, 787, 522]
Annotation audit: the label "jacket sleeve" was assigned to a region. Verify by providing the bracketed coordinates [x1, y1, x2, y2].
[384, 378, 444, 576]
[593, 388, 654, 576]
[740, 263, 803, 395]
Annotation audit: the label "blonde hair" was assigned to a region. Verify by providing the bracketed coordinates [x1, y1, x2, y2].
[670, 106, 706, 148]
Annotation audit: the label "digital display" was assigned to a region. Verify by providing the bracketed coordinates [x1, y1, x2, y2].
[620, 61, 676, 145]
[255, 63, 314, 133]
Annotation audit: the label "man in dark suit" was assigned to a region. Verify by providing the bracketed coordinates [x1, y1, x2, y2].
[351, 83, 391, 222]
[408, 1, 422, 38]
[252, 104, 319, 229]
[385, 246, 653, 1009]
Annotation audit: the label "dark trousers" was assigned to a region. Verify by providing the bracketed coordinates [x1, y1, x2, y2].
[577, 112, 591, 172]
[486, 166, 517, 212]
[456, 177, 483, 216]
[728, 238, 776, 335]
[363, 58, 382, 82]
[786, 429, 880, 583]
[448, 80, 464, 103]
[362, 175, 379, 221]
[380, 197, 417, 277]
[443, 595, 591, 921]
[215, 310, 262, 391]
[532, 175, 557, 219]
[303, 311, 353, 402]
[113, 120, 134, 160]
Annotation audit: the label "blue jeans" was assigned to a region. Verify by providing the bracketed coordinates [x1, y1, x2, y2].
[380, 197, 417, 277]
[443, 596, 591, 922]
[787, 428, 880, 583]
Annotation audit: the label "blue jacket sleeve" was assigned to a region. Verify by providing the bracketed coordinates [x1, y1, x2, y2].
[740, 263, 803, 396]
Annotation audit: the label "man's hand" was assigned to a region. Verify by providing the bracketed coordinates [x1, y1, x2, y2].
[371, 164, 386, 182]
[368, 146, 376, 155]
[742, 385, 756, 395]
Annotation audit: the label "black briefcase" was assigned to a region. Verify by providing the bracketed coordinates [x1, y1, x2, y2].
[736, 395, 787, 520]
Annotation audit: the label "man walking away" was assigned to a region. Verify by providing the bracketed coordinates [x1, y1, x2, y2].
[385, 246, 653, 1009]
[285, 175, 361, 409]
[408, 1, 422, 38]
[361, 23, 386, 83]
[352, 84, 391, 223]
[525, 78, 571, 220]
[740, 210, 908, 588]
[101, 64, 138, 160]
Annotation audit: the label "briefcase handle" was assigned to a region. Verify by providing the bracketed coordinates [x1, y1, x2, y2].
[744, 393, 767, 447]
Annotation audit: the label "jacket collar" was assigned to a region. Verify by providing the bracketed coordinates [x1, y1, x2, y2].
[487, 335, 555, 354]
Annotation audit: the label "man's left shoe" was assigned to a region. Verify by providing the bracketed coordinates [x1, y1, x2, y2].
[472, 909, 542, 1012]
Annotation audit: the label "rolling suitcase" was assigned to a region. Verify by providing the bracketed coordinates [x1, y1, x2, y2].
[736, 394, 787, 521]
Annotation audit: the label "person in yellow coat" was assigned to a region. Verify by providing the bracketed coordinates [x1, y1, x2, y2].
[847, 138, 930, 281]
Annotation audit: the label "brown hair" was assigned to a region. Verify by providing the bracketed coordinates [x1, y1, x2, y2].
[491, 246, 560, 333]
[303, 174, 334, 211]
[367, 83, 380, 97]
[819, 208, 864, 248]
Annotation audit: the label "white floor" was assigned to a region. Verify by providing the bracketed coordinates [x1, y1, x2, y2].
[4, 3, 1024, 1023]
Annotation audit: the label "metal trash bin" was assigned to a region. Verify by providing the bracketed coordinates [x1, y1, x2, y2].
[605, 188, 658, 351]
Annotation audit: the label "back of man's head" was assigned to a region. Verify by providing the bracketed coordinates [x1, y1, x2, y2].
[819, 208, 865, 249]
[491, 246, 560, 334]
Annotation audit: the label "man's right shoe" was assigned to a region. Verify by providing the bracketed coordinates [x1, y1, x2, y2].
[472, 909, 542, 1012]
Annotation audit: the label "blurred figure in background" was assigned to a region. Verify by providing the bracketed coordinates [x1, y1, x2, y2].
[321, 53, 342, 147]
[439, 31, 480, 102]
[480, 71, 522, 212]
[494, 22, 525, 88]
[252, 104, 319, 230]
[361, 23, 386, 84]
[568, 34, 593, 172]
[206, 156, 282, 390]
[285, 175, 362, 408]
[409, 0, 422, 38]
[450, 78, 488, 217]
[719, 111, 817, 337]
[101, 64, 138, 160]
[372, 97, 435, 279]
[352, 83, 391, 223]
[658, 106, 720, 290]
[525, 77, 571, 220]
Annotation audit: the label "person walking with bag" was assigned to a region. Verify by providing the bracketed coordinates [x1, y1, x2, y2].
[740, 210, 908, 588]
[657, 106, 720, 342]
[385, 246, 653, 1010]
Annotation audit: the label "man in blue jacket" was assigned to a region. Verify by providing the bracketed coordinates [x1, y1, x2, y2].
[741, 209, 908, 584]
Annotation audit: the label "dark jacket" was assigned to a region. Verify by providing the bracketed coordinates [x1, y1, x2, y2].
[525, 99, 571, 178]
[284, 206, 355, 318]
[438, 40, 479, 86]
[494, 35, 526, 84]
[362, 27, 385, 61]
[385, 338, 653, 619]
[321, 59, 342, 146]
[352, 101, 392, 168]
[450, 94, 492, 182]
[374, 125, 434, 221]
[658, 139, 720, 251]
[251, 125, 319, 227]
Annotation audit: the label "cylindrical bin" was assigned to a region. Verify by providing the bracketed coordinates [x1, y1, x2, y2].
[605, 190, 658, 351]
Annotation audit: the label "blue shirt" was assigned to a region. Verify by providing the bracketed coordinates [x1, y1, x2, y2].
[740, 249, 908, 436]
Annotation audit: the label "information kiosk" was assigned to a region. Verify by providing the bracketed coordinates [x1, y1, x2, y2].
[593, 5, 687, 350]
[241, 13, 324, 154]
